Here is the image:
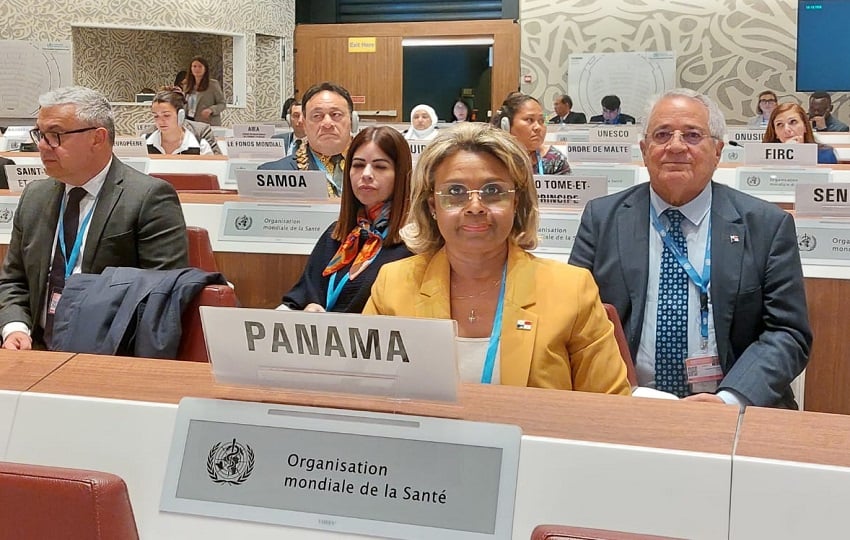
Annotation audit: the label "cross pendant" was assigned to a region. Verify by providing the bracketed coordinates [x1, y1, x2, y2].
[468, 309, 477, 323]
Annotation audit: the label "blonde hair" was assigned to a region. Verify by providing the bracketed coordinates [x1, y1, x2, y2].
[402, 122, 539, 254]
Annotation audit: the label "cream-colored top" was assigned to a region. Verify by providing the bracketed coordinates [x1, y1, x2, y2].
[456, 337, 501, 384]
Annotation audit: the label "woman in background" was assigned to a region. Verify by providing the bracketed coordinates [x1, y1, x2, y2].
[451, 99, 471, 122]
[404, 104, 439, 141]
[748, 90, 778, 128]
[364, 123, 628, 393]
[146, 88, 213, 155]
[182, 57, 226, 126]
[494, 93, 569, 175]
[279, 126, 413, 312]
[763, 102, 837, 164]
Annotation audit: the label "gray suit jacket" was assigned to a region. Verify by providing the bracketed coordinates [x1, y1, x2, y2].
[192, 79, 226, 126]
[569, 182, 812, 408]
[0, 158, 189, 339]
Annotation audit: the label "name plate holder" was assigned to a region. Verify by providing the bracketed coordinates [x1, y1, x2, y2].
[570, 164, 639, 191]
[232, 124, 276, 138]
[218, 201, 338, 243]
[236, 169, 331, 201]
[743, 143, 818, 167]
[727, 128, 766, 145]
[226, 137, 288, 160]
[224, 158, 265, 188]
[407, 140, 429, 163]
[565, 142, 633, 163]
[0, 196, 17, 232]
[200, 307, 459, 402]
[113, 136, 149, 158]
[588, 125, 641, 144]
[4, 164, 48, 193]
[534, 174, 607, 209]
[534, 211, 581, 254]
[161, 397, 520, 539]
[736, 167, 830, 196]
[795, 183, 850, 266]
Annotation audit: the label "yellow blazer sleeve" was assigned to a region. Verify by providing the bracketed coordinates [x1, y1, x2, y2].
[568, 270, 630, 395]
[361, 267, 387, 315]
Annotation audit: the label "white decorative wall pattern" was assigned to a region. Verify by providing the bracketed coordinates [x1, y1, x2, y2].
[520, 0, 849, 126]
[2, 0, 294, 134]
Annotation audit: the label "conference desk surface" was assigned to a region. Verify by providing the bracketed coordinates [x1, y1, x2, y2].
[0, 350, 74, 391]
[8, 352, 740, 539]
[4, 351, 850, 539]
[28, 354, 739, 455]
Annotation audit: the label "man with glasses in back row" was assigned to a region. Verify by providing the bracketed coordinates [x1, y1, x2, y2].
[0, 86, 188, 350]
[570, 88, 812, 408]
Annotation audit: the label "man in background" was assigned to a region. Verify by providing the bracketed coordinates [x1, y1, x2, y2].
[549, 94, 586, 124]
[808, 92, 849, 132]
[570, 88, 811, 408]
[259, 82, 354, 197]
[0, 86, 188, 350]
[589, 95, 636, 124]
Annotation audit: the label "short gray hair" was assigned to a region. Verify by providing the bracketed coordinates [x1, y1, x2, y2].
[644, 88, 726, 141]
[38, 86, 115, 144]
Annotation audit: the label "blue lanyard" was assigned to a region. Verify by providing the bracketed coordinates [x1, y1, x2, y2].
[650, 206, 712, 349]
[58, 192, 96, 280]
[481, 264, 508, 384]
[535, 151, 544, 175]
[325, 228, 388, 311]
[310, 150, 341, 196]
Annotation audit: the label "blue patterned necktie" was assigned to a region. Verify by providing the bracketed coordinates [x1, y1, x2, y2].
[655, 209, 689, 397]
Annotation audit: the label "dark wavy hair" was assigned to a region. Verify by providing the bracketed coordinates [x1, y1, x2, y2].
[332, 126, 413, 246]
[184, 57, 211, 93]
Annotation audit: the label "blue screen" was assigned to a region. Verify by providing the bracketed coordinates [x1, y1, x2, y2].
[797, 0, 850, 91]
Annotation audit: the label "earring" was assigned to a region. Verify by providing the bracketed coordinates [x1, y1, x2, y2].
[431, 212, 436, 219]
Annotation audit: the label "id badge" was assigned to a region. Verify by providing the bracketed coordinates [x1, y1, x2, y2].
[686, 354, 722, 394]
[48, 288, 62, 315]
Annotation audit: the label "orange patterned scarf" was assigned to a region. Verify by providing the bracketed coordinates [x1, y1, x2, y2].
[323, 202, 391, 280]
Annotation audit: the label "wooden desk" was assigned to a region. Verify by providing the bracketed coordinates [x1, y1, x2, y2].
[0, 350, 74, 462]
[730, 407, 850, 539]
[11, 354, 739, 539]
[0, 350, 74, 392]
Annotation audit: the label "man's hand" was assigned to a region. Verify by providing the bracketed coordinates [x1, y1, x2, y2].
[303, 303, 326, 313]
[682, 393, 724, 404]
[2, 331, 32, 350]
[811, 115, 827, 131]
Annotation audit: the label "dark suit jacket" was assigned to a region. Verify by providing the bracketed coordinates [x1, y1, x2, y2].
[588, 113, 636, 124]
[568, 182, 812, 408]
[0, 156, 14, 190]
[191, 79, 226, 126]
[0, 158, 189, 339]
[549, 111, 587, 124]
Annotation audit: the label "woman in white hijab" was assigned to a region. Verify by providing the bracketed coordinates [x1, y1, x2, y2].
[404, 104, 439, 141]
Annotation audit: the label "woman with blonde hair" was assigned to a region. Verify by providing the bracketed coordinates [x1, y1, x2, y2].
[364, 123, 629, 393]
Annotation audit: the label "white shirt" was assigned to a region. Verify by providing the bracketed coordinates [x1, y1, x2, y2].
[2, 159, 111, 340]
[146, 129, 212, 155]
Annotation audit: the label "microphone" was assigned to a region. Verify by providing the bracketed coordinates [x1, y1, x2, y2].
[727, 140, 742, 147]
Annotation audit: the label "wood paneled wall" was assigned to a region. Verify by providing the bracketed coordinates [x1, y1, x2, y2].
[295, 20, 520, 122]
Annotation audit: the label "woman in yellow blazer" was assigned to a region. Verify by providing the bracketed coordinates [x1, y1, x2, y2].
[363, 123, 629, 395]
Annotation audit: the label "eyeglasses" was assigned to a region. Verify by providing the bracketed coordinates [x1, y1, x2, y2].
[434, 182, 516, 210]
[648, 129, 711, 146]
[759, 98, 778, 104]
[30, 127, 97, 148]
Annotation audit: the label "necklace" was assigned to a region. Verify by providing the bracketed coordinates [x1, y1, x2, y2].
[451, 278, 502, 323]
